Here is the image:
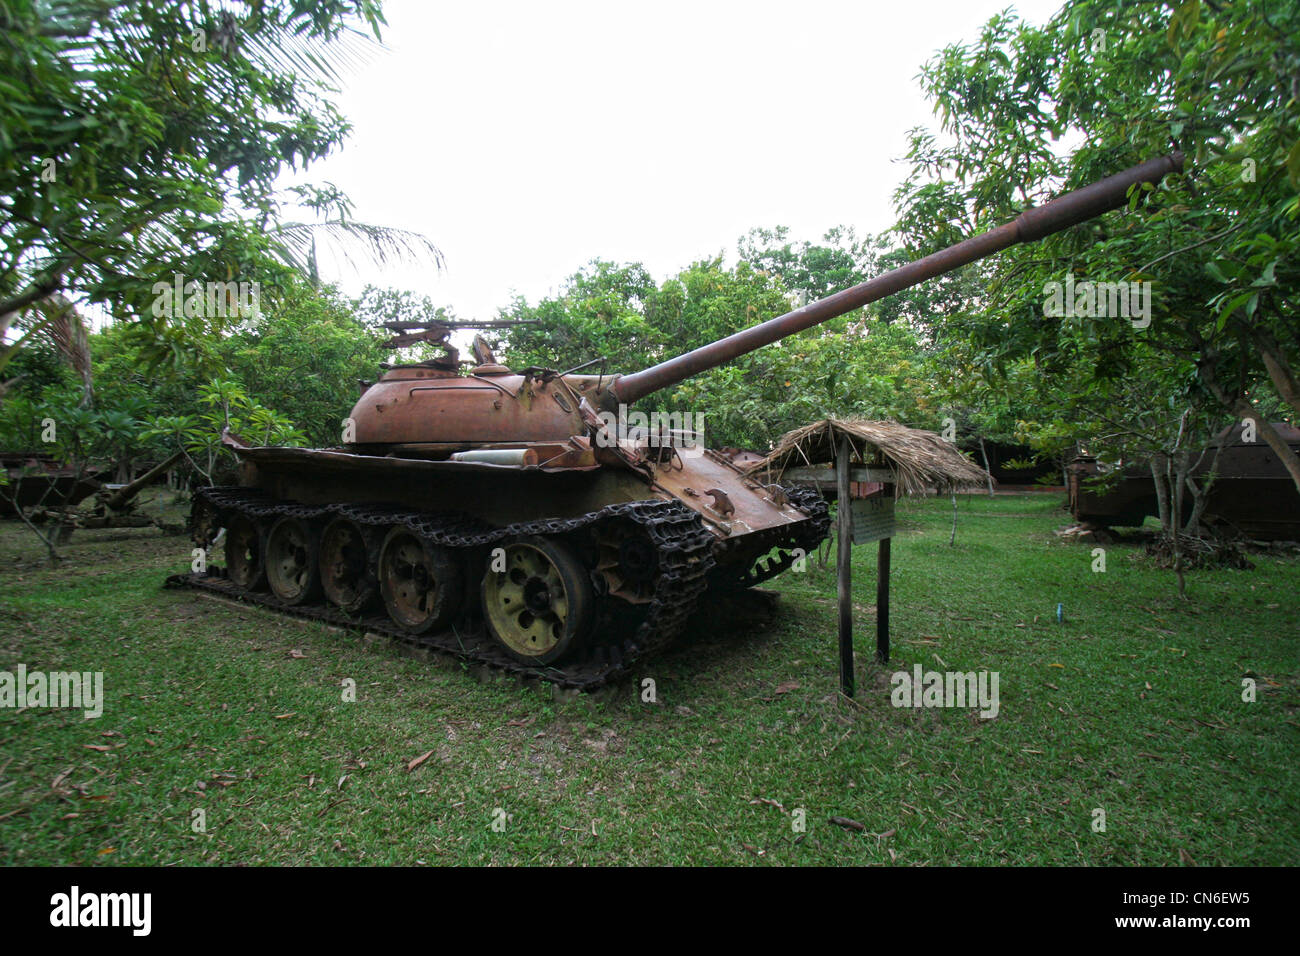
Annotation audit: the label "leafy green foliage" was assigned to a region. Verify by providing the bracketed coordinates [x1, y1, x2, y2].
[0, 383, 150, 474]
[892, 0, 1300, 484]
[494, 244, 990, 449]
[737, 226, 877, 301]
[219, 281, 385, 446]
[3, 278, 367, 490]
[86, 278, 380, 451]
[142, 379, 303, 482]
[499, 255, 931, 448]
[0, 0, 388, 376]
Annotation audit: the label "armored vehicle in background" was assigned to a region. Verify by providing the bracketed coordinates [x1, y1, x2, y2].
[1069, 421, 1300, 540]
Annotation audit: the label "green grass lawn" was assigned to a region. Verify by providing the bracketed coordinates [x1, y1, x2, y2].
[1, 491, 1296, 866]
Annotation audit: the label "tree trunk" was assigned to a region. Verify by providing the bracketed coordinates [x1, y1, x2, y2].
[100, 451, 183, 512]
[1170, 451, 1188, 599]
[1184, 439, 1224, 534]
[1150, 454, 1170, 531]
[977, 436, 995, 496]
[2, 467, 67, 564]
[0, 272, 64, 338]
[1235, 402, 1299, 493]
[1253, 327, 1300, 418]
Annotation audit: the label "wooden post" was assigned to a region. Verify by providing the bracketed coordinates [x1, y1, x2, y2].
[836, 438, 854, 697]
[876, 534, 891, 663]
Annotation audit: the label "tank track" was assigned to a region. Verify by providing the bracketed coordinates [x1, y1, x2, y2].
[726, 483, 832, 588]
[166, 486, 719, 690]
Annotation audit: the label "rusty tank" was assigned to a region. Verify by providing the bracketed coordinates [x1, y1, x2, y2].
[174, 154, 1184, 688]
[1069, 421, 1300, 539]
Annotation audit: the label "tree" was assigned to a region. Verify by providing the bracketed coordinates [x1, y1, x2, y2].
[892, 0, 1300, 504]
[142, 379, 303, 485]
[737, 226, 877, 302]
[500, 261, 662, 374]
[220, 279, 385, 446]
[495, 251, 955, 449]
[83, 277, 384, 450]
[0, 0, 438, 384]
[0, 381, 160, 562]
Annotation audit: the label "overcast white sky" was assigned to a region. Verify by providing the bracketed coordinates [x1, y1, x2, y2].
[294, 0, 1065, 318]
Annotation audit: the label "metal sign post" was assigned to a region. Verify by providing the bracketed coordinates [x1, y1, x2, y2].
[876, 536, 891, 666]
[831, 442, 895, 698]
[784, 457, 896, 699]
[836, 439, 854, 698]
[849, 495, 894, 667]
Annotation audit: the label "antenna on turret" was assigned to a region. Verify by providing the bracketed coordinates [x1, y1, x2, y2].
[377, 318, 540, 371]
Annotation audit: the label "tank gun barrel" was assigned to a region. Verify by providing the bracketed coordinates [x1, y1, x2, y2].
[611, 153, 1184, 405]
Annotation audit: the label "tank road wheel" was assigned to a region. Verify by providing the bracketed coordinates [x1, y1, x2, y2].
[189, 495, 221, 551]
[224, 514, 266, 590]
[319, 518, 376, 614]
[265, 516, 323, 605]
[482, 536, 594, 666]
[594, 520, 658, 604]
[377, 527, 461, 634]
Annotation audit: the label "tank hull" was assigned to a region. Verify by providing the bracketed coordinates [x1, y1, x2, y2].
[226, 438, 816, 547]
[1069, 423, 1300, 539]
[172, 433, 829, 686]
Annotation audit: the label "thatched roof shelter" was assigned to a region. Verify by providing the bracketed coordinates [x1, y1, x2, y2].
[749, 418, 991, 497]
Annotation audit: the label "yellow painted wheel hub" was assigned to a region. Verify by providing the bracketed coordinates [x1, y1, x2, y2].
[483, 537, 592, 664]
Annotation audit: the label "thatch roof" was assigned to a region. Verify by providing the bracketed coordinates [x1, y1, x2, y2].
[749, 418, 991, 496]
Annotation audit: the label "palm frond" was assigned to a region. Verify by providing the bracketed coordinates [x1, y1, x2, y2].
[28, 293, 94, 402]
[240, 21, 381, 86]
[271, 220, 445, 276]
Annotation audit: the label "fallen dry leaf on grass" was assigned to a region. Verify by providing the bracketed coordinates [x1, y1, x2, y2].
[829, 816, 866, 832]
[406, 750, 435, 772]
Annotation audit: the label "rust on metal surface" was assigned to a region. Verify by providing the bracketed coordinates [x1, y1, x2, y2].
[350, 369, 591, 445]
[1, 454, 105, 515]
[1070, 422, 1300, 539]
